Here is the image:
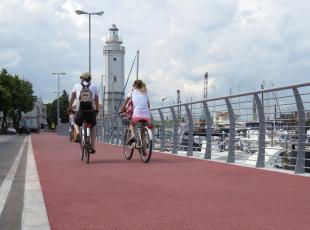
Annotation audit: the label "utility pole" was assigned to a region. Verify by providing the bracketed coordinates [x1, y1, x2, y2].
[52, 72, 66, 125]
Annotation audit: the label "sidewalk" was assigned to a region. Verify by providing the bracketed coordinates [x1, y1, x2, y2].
[32, 133, 310, 230]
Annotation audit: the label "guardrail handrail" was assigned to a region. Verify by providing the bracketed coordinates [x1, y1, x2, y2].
[58, 81, 310, 175]
[151, 81, 310, 110]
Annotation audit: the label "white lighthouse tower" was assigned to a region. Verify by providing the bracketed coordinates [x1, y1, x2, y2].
[103, 24, 125, 116]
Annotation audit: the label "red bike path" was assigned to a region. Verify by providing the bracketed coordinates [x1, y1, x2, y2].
[31, 133, 310, 230]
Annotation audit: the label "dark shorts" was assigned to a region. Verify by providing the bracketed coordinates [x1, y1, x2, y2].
[74, 110, 96, 127]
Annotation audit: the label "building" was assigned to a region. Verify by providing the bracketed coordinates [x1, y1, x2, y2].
[103, 24, 125, 116]
[23, 98, 48, 132]
[213, 111, 240, 124]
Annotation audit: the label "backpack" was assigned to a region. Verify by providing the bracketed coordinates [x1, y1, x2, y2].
[79, 83, 93, 111]
[126, 98, 133, 118]
[125, 91, 134, 118]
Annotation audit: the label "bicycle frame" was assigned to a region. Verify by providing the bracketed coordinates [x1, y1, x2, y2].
[80, 121, 92, 164]
[122, 120, 153, 163]
[136, 123, 153, 147]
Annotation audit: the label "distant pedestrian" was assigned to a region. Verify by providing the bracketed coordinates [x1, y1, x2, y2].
[51, 122, 56, 134]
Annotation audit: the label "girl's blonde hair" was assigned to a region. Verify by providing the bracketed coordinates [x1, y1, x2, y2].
[133, 79, 147, 94]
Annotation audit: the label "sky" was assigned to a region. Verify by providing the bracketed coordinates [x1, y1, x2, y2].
[1, 0, 310, 107]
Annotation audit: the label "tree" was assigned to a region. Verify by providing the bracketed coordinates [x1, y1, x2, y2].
[60, 90, 69, 123]
[0, 85, 12, 132]
[46, 90, 69, 128]
[0, 69, 36, 132]
[10, 76, 36, 129]
[46, 103, 56, 129]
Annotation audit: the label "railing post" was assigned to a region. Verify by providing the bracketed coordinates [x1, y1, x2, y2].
[150, 113, 155, 150]
[225, 98, 235, 163]
[203, 102, 212, 159]
[114, 116, 119, 145]
[102, 117, 105, 143]
[184, 104, 193, 156]
[108, 117, 112, 144]
[293, 87, 306, 174]
[118, 117, 124, 145]
[98, 117, 103, 142]
[110, 117, 115, 144]
[254, 94, 266, 168]
[170, 107, 178, 154]
[158, 109, 166, 152]
[104, 117, 109, 143]
[95, 118, 100, 142]
[102, 117, 106, 143]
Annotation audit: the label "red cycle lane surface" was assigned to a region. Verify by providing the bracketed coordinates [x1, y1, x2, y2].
[32, 133, 310, 230]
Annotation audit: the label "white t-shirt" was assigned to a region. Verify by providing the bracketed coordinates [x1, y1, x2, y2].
[127, 89, 151, 118]
[72, 81, 98, 110]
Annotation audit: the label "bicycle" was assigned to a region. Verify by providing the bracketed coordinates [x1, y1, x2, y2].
[80, 121, 92, 164]
[122, 118, 153, 163]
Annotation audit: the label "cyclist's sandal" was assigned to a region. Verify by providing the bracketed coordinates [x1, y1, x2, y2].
[127, 137, 136, 145]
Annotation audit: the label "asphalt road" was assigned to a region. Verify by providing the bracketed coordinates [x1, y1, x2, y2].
[33, 133, 310, 230]
[0, 135, 28, 230]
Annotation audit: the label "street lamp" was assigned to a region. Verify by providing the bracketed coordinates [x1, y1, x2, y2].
[52, 72, 66, 124]
[75, 9, 104, 75]
[161, 97, 167, 108]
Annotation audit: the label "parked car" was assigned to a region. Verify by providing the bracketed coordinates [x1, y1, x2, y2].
[7, 127, 17, 134]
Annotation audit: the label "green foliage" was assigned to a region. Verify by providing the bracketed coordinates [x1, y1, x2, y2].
[306, 119, 310, 129]
[60, 90, 69, 123]
[0, 68, 36, 132]
[0, 85, 12, 111]
[46, 90, 69, 128]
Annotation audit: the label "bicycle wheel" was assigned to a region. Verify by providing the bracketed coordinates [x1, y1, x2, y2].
[86, 136, 91, 164]
[123, 128, 134, 160]
[80, 133, 85, 161]
[84, 127, 90, 164]
[139, 127, 152, 163]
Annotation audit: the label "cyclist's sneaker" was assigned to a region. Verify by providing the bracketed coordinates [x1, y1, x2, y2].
[75, 134, 80, 143]
[90, 148, 96, 154]
[127, 137, 136, 145]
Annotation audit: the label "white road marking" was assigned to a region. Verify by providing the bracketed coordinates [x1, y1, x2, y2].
[22, 136, 51, 230]
[0, 136, 27, 215]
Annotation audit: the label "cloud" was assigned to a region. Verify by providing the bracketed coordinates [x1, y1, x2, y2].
[0, 49, 23, 68]
[0, 0, 310, 107]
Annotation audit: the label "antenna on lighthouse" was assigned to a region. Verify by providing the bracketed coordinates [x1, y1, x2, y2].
[177, 89, 181, 119]
[204, 72, 208, 100]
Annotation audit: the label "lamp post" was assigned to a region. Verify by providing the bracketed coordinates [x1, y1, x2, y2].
[52, 72, 66, 124]
[75, 10, 104, 75]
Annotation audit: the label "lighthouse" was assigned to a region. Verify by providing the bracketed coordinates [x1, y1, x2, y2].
[103, 24, 125, 116]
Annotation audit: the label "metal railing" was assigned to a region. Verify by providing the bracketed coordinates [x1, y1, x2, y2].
[58, 82, 310, 174]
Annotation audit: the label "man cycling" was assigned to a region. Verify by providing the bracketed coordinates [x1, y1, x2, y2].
[67, 72, 99, 153]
